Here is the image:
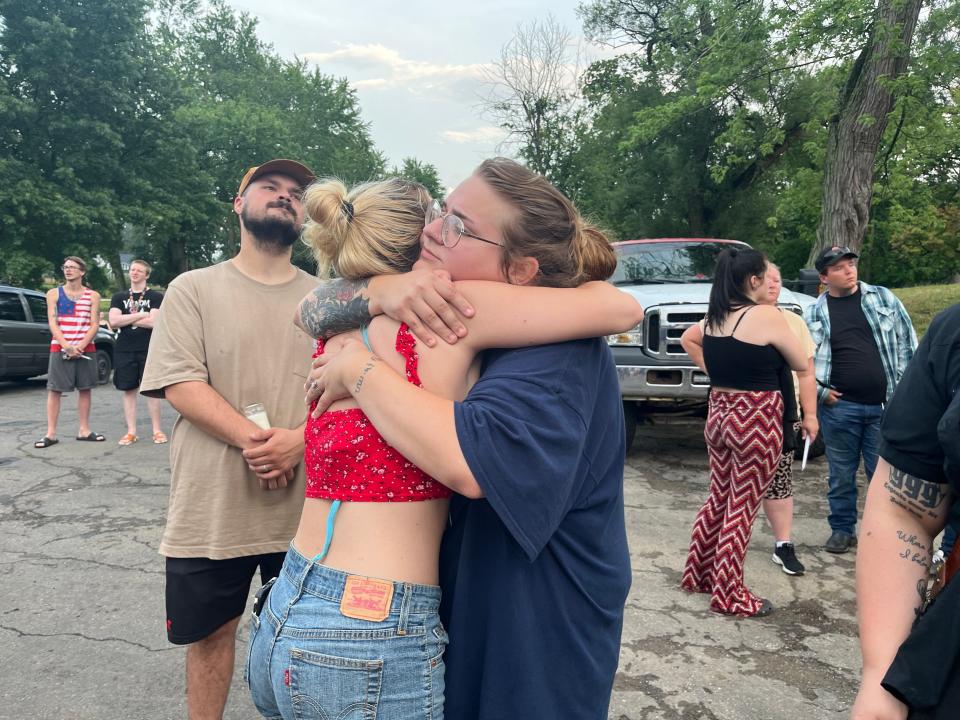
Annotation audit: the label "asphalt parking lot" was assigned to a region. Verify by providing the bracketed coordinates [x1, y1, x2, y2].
[0, 380, 861, 719]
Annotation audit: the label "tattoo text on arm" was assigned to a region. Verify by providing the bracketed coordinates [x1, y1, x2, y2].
[300, 279, 372, 340]
[895, 528, 929, 568]
[884, 467, 948, 521]
[354, 355, 381, 395]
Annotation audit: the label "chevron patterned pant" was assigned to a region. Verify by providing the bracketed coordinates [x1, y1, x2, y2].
[681, 389, 784, 616]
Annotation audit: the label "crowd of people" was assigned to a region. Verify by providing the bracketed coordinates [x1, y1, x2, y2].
[28, 155, 959, 719]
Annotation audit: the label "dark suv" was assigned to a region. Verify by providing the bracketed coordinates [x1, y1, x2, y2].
[0, 284, 115, 383]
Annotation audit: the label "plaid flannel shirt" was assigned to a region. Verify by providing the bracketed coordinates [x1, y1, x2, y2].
[803, 281, 918, 405]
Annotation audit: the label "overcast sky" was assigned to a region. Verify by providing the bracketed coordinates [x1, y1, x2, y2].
[227, 1, 596, 190]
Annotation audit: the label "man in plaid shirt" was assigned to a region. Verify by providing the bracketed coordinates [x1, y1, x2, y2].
[804, 246, 918, 554]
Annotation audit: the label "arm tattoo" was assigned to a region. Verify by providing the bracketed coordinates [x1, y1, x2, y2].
[895, 528, 930, 567]
[916, 578, 930, 616]
[299, 278, 373, 340]
[884, 467, 948, 520]
[354, 355, 381, 394]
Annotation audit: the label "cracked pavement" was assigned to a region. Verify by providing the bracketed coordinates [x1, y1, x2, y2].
[1, 380, 860, 719]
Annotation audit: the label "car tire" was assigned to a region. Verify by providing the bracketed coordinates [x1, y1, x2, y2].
[96, 349, 112, 384]
[623, 401, 638, 456]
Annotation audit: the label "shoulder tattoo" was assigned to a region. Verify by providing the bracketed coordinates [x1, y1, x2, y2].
[299, 279, 372, 340]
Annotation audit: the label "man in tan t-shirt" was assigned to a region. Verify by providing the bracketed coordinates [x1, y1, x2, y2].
[141, 159, 318, 720]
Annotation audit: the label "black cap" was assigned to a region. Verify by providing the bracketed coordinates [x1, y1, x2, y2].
[814, 245, 859, 273]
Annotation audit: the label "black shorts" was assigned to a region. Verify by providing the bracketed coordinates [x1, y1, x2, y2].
[113, 350, 149, 391]
[165, 552, 286, 645]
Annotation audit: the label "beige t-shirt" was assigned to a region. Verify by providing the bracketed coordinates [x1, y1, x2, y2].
[784, 309, 816, 405]
[141, 260, 318, 559]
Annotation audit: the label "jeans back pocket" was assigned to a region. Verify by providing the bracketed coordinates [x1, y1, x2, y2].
[288, 647, 383, 720]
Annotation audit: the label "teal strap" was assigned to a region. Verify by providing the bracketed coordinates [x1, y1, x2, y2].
[312, 499, 341, 564]
[360, 325, 372, 351]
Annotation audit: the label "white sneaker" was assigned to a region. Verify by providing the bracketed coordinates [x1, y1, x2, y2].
[930, 549, 945, 576]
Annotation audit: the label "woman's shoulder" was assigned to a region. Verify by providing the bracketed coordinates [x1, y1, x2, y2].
[750, 304, 781, 317]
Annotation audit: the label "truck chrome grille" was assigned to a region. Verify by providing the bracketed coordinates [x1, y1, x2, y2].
[644, 306, 706, 360]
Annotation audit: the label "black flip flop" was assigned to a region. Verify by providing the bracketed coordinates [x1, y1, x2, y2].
[76, 432, 106, 442]
[34, 437, 59, 449]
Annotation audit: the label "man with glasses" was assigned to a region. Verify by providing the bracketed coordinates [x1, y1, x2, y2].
[34, 256, 104, 448]
[804, 246, 917, 554]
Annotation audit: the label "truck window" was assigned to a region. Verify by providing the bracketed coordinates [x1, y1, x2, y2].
[0, 291, 27, 322]
[25, 295, 48, 323]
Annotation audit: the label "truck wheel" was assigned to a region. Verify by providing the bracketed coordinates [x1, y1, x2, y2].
[96, 349, 112, 384]
[623, 402, 638, 455]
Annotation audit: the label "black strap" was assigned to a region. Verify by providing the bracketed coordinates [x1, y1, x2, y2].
[730, 305, 755, 337]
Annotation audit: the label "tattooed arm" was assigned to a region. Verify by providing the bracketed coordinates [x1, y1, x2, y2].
[295, 270, 475, 346]
[852, 458, 952, 720]
[296, 278, 373, 340]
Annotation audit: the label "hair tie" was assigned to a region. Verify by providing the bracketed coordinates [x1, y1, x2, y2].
[341, 200, 354, 222]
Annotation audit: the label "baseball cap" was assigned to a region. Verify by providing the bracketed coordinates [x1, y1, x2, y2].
[814, 245, 859, 273]
[237, 159, 316, 197]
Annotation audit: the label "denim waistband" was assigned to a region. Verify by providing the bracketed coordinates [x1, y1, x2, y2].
[282, 543, 441, 615]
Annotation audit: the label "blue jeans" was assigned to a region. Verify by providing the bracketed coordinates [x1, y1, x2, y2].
[942, 523, 957, 556]
[818, 399, 883, 536]
[245, 544, 448, 720]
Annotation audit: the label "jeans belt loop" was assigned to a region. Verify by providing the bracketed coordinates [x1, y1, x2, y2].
[397, 583, 413, 636]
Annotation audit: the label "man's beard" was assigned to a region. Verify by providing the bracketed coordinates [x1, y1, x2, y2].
[241, 204, 301, 253]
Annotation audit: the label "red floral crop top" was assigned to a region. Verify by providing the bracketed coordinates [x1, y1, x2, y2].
[303, 324, 452, 502]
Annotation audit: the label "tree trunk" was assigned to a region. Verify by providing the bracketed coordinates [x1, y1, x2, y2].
[812, 0, 923, 264]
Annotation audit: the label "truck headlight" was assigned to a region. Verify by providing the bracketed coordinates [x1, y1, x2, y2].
[607, 325, 643, 347]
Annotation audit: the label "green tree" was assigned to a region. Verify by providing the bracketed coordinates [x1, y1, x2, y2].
[0, 0, 394, 288]
[388, 158, 444, 199]
[0, 0, 155, 288]
[480, 14, 585, 192]
[576, 0, 959, 280]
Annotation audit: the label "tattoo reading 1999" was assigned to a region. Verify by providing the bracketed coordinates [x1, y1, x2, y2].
[884, 467, 947, 520]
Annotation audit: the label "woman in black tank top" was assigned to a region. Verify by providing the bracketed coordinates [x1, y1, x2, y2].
[680, 247, 806, 618]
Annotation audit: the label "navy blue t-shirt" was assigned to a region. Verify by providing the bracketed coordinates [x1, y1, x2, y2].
[441, 338, 631, 720]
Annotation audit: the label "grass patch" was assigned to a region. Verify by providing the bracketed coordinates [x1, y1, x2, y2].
[893, 284, 960, 337]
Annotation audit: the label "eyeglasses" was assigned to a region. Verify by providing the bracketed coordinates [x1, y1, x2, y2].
[61, 265, 82, 272]
[424, 200, 502, 248]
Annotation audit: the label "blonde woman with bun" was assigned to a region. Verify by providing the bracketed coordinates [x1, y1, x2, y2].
[247, 160, 641, 720]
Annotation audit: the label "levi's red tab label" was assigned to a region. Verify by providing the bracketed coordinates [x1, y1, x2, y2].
[340, 575, 393, 622]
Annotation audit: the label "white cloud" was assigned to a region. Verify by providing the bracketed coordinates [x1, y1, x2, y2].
[303, 44, 489, 89]
[440, 127, 508, 144]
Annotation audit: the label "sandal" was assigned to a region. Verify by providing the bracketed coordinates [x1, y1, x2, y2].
[76, 432, 106, 442]
[34, 437, 59, 449]
[153, 431, 168, 445]
[118, 433, 138, 446]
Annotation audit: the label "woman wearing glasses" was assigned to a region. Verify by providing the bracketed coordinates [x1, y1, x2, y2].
[246, 167, 641, 719]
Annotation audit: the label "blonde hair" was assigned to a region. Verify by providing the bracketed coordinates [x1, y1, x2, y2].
[301, 178, 430, 279]
[130, 259, 151, 275]
[475, 158, 616, 287]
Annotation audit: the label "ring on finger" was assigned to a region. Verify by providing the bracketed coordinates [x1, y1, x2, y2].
[260, 464, 270, 472]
